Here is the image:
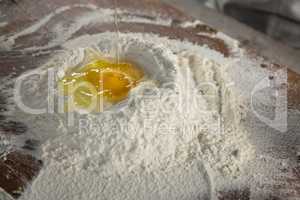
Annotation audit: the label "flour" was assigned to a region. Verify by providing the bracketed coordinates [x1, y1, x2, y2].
[0, 31, 255, 200]
[0, 5, 172, 51]
[0, 187, 13, 200]
[0, 4, 255, 198]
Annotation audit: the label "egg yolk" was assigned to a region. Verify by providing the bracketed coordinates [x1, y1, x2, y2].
[59, 59, 144, 111]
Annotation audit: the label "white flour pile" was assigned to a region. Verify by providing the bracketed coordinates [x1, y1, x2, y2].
[0, 5, 255, 200]
[0, 32, 254, 200]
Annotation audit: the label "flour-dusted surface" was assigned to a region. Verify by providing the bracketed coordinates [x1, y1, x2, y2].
[1, 1, 299, 200]
[0, 32, 254, 200]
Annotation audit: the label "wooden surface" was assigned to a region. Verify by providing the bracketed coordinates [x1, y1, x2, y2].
[164, 0, 300, 74]
[0, 0, 299, 199]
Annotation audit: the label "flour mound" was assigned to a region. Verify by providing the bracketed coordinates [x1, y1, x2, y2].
[2, 33, 253, 200]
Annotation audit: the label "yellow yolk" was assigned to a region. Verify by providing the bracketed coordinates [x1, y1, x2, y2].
[59, 59, 144, 111]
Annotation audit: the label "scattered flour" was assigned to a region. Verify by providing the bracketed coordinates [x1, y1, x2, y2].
[0, 32, 254, 200]
[0, 4, 255, 200]
[0, 5, 172, 51]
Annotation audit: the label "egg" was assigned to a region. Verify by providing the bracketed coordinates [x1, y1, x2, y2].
[59, 58, 144, 112]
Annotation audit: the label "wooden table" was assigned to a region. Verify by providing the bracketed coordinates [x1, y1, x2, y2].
[0, 0, 299, 199]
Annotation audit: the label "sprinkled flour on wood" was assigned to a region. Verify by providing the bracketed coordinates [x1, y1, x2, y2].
[0, 32, 254, 200]
[0, 6, 256, 200]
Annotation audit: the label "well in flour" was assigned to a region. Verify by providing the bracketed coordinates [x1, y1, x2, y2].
[0, 33, 254, 200]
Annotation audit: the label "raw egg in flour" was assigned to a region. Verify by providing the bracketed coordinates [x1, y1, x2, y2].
[59, 57, 144, 112]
